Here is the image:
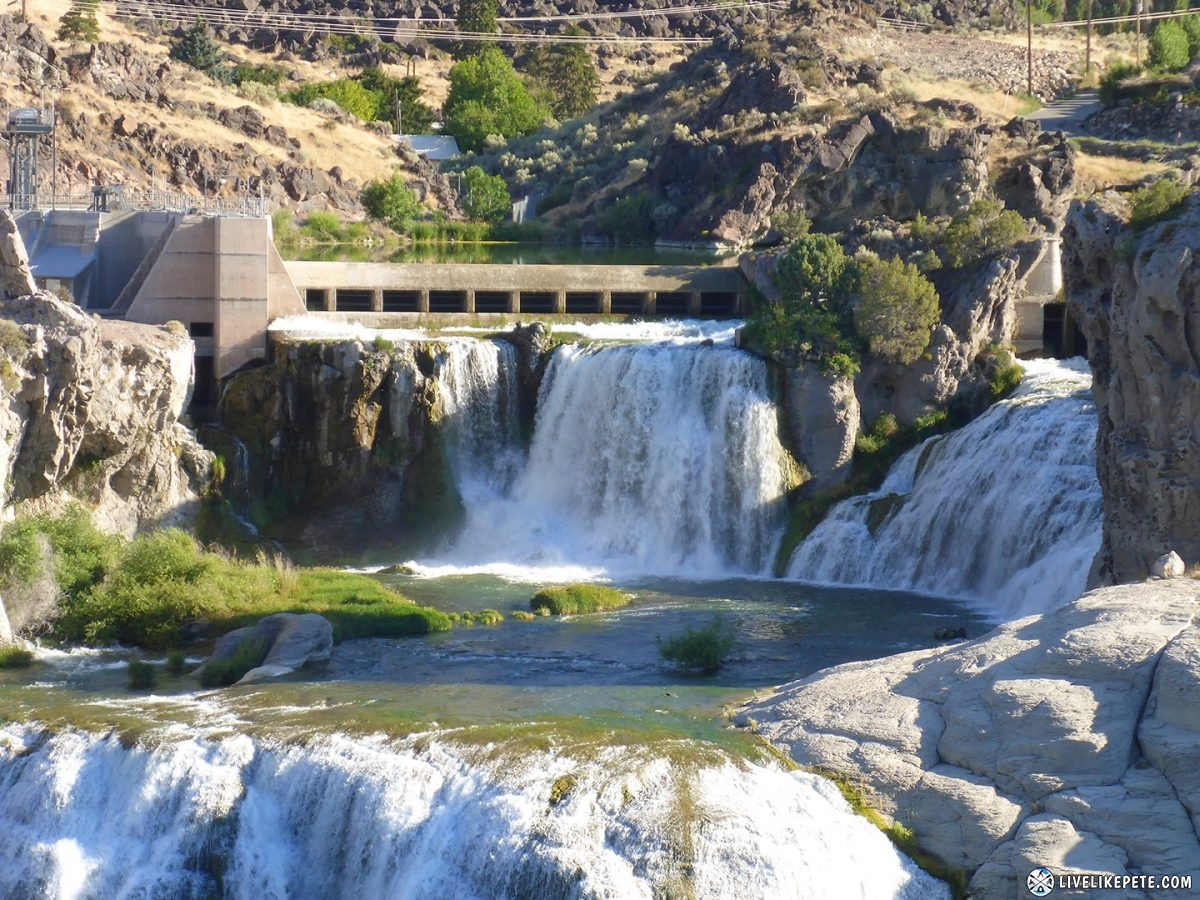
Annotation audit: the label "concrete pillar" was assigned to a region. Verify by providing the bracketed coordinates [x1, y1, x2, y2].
[323, 288, 335, 312]
[642, 291, 656, 317]
[687, 292, 702, 317]
[371, 288, 383, 312]
[508, 291, 520, 313]
[464, 289, 475, 314]
[599, 291, 612, 314]
[418, 289, 430, 314]
[554, 290, 567, 314]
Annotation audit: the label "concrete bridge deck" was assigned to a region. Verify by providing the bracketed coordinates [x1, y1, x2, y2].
[284, 261, 746, 317]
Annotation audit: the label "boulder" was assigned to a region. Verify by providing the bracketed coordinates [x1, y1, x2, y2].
[739, 581, 1200, 894]
[0, 212, 36, 299]
[781, 363, 859, 490]
[199, 613, 333, 685]
[1151, 551, 1186, 580]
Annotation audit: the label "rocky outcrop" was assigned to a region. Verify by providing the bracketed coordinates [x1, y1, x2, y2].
[216, 338, 467, 558]
[0, 232, 211, 534]
[781, 364, 859, 490]
[739, 580, 1200, 898]
[1064, 195, 1200, 583]
[195, 612, 333, 685]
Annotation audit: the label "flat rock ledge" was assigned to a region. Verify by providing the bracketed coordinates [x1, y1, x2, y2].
[736, 581, 1200, 898]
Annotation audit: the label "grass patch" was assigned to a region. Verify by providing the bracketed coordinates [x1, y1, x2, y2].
[1, 511, 449, 649]
[0, 646, 33, 668]
[656, 616, 735, 674]
[530, 583, 632, 615]
[166, 650, 188, 676]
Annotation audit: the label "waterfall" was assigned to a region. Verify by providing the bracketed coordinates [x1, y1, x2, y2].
[787, 359, 1102, 618]
[0, 724, 947, 900]
[431, 340, 791, 579]
[434, 339, 523, 491]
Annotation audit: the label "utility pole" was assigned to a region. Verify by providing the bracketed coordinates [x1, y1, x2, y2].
[1086, 0, 1093, 78]
[1027, 0, 1033, 98]
[1135, 0, 1142, 67]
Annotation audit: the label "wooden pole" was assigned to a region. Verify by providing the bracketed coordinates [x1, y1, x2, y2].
[1135, 0, 1142, 67]
[1027, 0, 1033, 98]
[1086, 0, 1093, 77]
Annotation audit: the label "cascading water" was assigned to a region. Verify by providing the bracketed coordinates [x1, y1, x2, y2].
[434, 339, 523, 491]
[787, 358, 1102, 618]
[0, 723, 947, 900]
[431, 337, 792, 579]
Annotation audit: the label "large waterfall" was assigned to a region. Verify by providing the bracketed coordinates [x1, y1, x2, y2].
[0, 724, 947, 900]
[787, 359, 1102, 617]
[428, 334, 791, 579]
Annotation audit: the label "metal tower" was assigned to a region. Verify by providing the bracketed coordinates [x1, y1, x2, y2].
[4, 106, 54, 210]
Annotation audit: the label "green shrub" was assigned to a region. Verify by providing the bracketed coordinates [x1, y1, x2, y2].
[530, 584, 632, 615]
[300, 211, 345, 242]
[444, 47, 550, 152]
[166, 649, 188, 676]
[745, 233, 858, 366]
[127, 659, 158, 691]
[0, 506, 120, 601]
[1149, 20, 1191, 72]
[362, 174, 424, 231]
[170, 20, 231, 82]
[594, 192, 657, 242]
[656, 617, 735, 674]
[460, 166, 511, 224]
[1098, 60, 1143, 106]
[977, 343, 1023, 399]
[942, 201, 1027, 269]
[855, 412, 901, 455]
[1182, 15, 1200, 57]
[0, 646, 33, 669]
[1129, 178, 1192, 232]
[853, 256, 940, 365]
[198, 636, 267, 688]
[56, 3, 99, 43]
[233, 62, 288, 87]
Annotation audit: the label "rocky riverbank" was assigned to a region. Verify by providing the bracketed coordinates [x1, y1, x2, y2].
[738, 579, 1200, 898]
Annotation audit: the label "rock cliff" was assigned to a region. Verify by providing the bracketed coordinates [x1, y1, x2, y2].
[1064, 195, 1200, 583]
[0, 214, 211, 536]
[215, 338, 470, 558]
[739, 579, 1200, 898]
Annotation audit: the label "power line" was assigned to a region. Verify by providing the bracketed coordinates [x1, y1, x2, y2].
[98, 0, 788, 45]
[1038, 4, 1198, 28]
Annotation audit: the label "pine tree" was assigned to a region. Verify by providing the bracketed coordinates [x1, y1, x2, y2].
[171, 20, 229, 81]
[454, 0, 499, 59]
[56, 1, 100, 44]
[522, 28, 599, 120]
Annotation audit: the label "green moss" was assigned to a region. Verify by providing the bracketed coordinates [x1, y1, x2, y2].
[0, 646, 33, 669]
[813, 768, 969, 899]
[530, 583, 632, 615]
[548, 773, 578, 806]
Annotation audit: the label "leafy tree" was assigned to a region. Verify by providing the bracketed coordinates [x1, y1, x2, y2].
[444, 47, 549, 152]
[1181, 15, 1200, 57]
[359, 69, 436, 134]
[942, 200, 1027, 269]
[853, 256, 940, 365]
[1149, 20, 1191, 71]
[521, 29, 599, 120]
[361, 173, 424, 231]
[461, 166, 511, 223]
[57, 1, 100, 43]
[748, 233, 858, 365]
[454, 0, 499, 58]
[171, 20, 230, 82]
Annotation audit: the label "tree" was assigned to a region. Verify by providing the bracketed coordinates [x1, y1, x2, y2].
[853, 256, 940, 365]
[941, 200, 1027, 269]
[521, 29, 599, 120]
[171, 20, 230, 82]
[454, 0, 499, 59]
[359, 69, 435, 134]
[461, 166, 510, 223]
[361, 173, 424, 231]
[444, 47, 550, 152]
[1149, 20, 1191, 71]
[57, 1, 100, 43]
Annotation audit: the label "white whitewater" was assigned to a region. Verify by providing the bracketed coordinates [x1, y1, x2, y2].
[787, 359, 1102, 618]
[435, 339, 523, 491]
[0, 724, 947, 900]
[430, 339, 791, 579]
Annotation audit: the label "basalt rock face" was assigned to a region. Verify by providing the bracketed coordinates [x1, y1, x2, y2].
[740, 581, 1200, 899]
[216, 339, 467, 558]
[1064, 196, 1200, 583]
[0, 291, 211, 535]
